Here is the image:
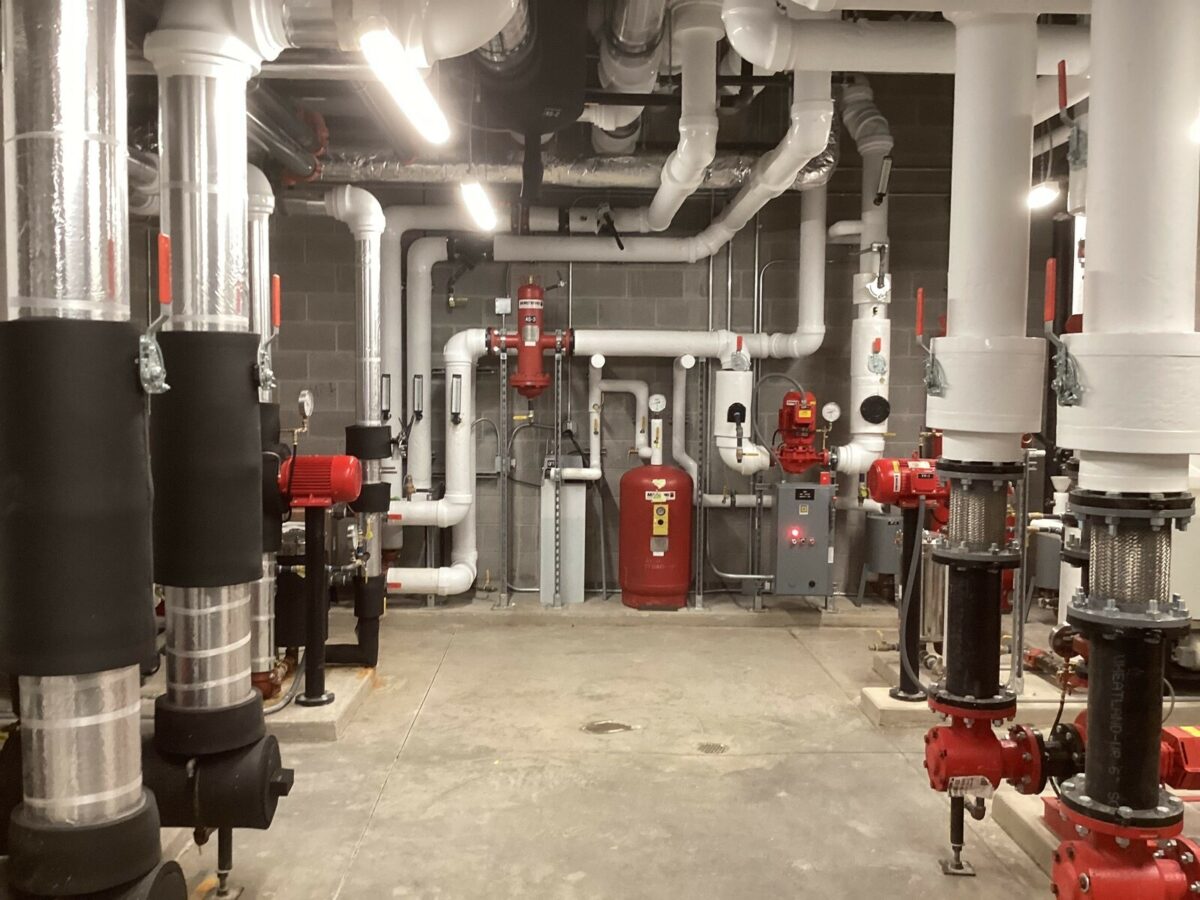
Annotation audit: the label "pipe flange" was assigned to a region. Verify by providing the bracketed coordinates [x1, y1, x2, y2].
[1060, 779, 1184, 831]
[930, 688, 1017, 718]
[1066, 592, 1191, 635]
[931, 543, 1022, 569]
[936, 458, 1024, 483]
[1060, 540, 1088, 567]
[1070, 489, 1194, 528]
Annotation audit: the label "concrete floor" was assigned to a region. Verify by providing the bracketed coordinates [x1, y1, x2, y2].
[179, 601, 1048, 899]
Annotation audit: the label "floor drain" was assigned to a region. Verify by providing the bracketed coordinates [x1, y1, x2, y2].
[697, 742, 728, 755]
[582, 720, 632, 734]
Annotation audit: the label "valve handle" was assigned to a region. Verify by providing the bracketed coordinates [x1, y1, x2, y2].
[1057, 59, 1068, 112]
[271, 274, 282, 329]
[1043, 257, 1057, 326]
[872, 337, 882, 354]
[157, 233, 172, 306]
[915, 287, 925, 338]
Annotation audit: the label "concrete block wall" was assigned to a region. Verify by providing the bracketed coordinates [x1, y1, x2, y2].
[126, 73, 1061, 603]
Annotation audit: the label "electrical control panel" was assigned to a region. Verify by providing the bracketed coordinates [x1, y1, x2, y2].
[774, 482, 836, 597]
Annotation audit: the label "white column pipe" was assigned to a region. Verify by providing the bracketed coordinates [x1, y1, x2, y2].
[672, 355, 699, 487]
[404, 236, 449, 497]
[1057, 0, 1200, 494]
[722, 2, 1087, 75]
[833, 78, 891, 475]
[386, 329, 487, 589]
[926, 12, 1044, 465]
[247, 163, 276, 401]
[638, 0, 722, 233]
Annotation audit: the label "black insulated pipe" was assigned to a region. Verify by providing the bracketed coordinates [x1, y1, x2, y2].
[299, 511, 334, 706]
[1082, 631, 1166, 811]
[943, 566, 1003, 702]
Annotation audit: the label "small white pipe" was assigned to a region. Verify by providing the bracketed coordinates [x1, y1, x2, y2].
[702, 492, 775, 508]
[713, 369, 772, 476]
[564, 361, 651, 482]
[602, 379, 652, 460]
[673, 355, 699, 487]
[722, 3, 1087, 75]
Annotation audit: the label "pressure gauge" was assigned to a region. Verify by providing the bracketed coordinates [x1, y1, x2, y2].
[821, 401, 841, 424]
[648, 393, 667, 414]
[297, 389, 315, 422]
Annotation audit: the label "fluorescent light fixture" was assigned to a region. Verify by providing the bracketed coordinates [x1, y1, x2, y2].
[1027, 179, 1061, 210]
[460, 181, 498, 232]
[359, 26, 450, 145]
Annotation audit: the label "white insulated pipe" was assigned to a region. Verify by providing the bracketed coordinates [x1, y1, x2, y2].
[721, 2, 1087, 76]
[386, 329, 486, 594]
[834, 78, 892, 475]
[925, 13, 1045, 465]
[673, 355, 700, 487]
[403, 236, 448, 498]
[585, 0, 668, 151]
[1056, 0, 1200, 494]
[562, 361, 652, 482]
[713, 369, 772, 475]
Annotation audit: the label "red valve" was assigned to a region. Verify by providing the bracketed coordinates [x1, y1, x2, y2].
[278, 455, 362, 508]
[871, 337, 882, 354]
[915, 287, 925, 338]
[271, 274, 282, 329]
[1057, 59, 1069, 111]
[1044, 257, 1057, 325]
[157, 233, 172, 306]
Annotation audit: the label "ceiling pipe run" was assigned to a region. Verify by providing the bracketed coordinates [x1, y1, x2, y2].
[722, 1, 1087, 75]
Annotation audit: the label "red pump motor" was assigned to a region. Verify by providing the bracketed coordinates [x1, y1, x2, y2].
[278, 455, 362, 508]
[775, 390, 829, 474]
[619, 464, 693, 610]
[865, 457, 948, 509]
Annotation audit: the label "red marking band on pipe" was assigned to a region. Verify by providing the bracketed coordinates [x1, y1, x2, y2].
[915, 287, 925, 338]
[157, 233, 172, 305]
[271, 274, 282, 329]
[1057, 59, 1068, 111]
[1044, 258, 1057, 325]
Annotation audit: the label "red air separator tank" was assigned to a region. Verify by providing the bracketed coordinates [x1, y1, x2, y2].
[619, 464, 693, 610]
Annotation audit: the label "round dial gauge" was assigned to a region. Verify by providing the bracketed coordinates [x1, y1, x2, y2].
[648, 393, 667, 414]
[821, 401, 841, 424]
[297, 389, 315, 420]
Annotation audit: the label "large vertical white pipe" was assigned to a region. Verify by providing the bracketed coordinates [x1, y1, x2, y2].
[925, 12, 1044, 465]
[405, 237, 450, 497]
[1057, 0, 1200, 494]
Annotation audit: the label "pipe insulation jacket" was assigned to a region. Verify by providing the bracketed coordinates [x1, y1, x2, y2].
[1056, 0, 1200, 494]
[925, 12, 1044, 465]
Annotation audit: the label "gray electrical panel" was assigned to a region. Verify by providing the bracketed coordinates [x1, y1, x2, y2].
[774, 482, 836, 596]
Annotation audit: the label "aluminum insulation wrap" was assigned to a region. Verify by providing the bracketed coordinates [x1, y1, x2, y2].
[251, 554, 277, 673]
[158, 73, 249, 332]
[163, 584, 255, 710]
[3, 0, 129, 322]
[19, 667, 143, 827]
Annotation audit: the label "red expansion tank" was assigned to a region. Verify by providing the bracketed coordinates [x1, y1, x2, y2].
[619, 464, 693, 610]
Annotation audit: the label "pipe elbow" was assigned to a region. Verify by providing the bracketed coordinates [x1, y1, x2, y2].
[834, 437, 886, 475]
[716, 441, 772, 476]
[445, 328, 489, 365]
[326, 185, 385, 238]
[408, 235, 450, 278]
[246, 164, 274, 218]
[721, 0, 790, 72]
[768, 327, 825, 359]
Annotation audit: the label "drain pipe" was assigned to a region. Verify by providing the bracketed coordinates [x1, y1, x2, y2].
[0, 1, 179, 895]
[832, 77, 892, 475]
[919, 12, 1044, 875]
[1050, 2, 1200, 895]
[248, 164, 288, 699]
[322, 186, 388, 669]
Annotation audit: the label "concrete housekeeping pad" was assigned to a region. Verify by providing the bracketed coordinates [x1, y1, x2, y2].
[263, 665, 377, 742]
